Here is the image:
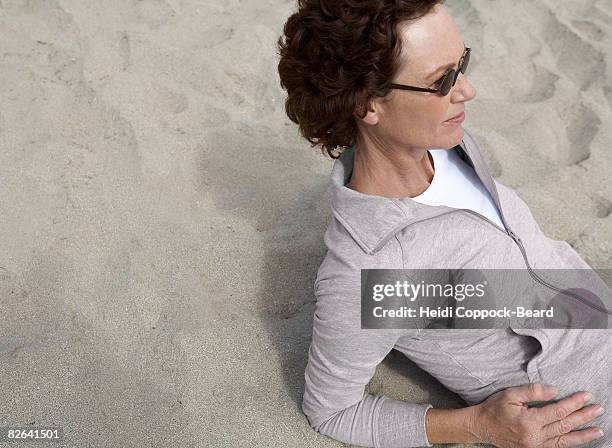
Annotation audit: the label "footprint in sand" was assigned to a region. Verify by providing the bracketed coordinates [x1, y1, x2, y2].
[446, 0, 484, 43]
[157, 88, 189, 115]
[565, 101, 601, 165]
[498, 98, 600, 168]
[134, 0, 175, 30]
[118, 31, 131, 71]
[543, 11, 605, 92]
[570, 19, 605, 42]
[516, 63, 560, 104]
[604, 82, 612, 112]
[592, 196, 612, 219]
[591, 0, 612, 23]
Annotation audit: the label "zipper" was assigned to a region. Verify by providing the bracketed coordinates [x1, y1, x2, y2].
[504, 224, 611, 316]
[406, 207, 611, 316]
[451, 145, 599, 312]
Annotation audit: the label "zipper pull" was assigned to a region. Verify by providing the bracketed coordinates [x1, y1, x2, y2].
[507, 228, 522, 244]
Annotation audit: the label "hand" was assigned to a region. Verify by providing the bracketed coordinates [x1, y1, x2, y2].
[470, 383, 605, 447]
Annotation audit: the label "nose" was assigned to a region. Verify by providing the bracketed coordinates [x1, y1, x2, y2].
[451, 72, 476, 102]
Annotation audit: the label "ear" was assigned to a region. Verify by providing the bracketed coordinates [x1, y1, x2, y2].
[354, 98, 380, 126]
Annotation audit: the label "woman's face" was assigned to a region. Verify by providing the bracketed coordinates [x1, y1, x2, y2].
[356, 4, 477, 152]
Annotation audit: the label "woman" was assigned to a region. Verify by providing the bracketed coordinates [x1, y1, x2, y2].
[277, 1, 610, 447]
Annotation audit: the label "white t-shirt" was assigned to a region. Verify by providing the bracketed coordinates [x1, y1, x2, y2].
[411, 147, 506, 230]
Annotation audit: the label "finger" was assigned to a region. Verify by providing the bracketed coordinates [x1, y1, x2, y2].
[537, 391, 594, 425]
[542, 404, 605, 439]
[542, 427, 604, 448]
[505, 383, 560, 404]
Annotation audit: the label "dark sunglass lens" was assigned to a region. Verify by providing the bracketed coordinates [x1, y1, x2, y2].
[440, 71, 454, 95]
[461, 50, 470, 74]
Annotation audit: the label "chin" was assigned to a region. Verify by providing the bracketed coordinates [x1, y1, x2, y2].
[436, 126, 464, 149]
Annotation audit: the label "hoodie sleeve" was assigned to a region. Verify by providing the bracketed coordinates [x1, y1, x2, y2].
[301, 276, 433, 448]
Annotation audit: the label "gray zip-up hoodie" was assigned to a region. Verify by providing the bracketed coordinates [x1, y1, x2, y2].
[302, 129, 611, 447]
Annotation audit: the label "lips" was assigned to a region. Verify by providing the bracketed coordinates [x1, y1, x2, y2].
[446, 111, 465, 121]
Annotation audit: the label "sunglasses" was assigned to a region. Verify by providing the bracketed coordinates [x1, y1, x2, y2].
[389, 46, 471, 96]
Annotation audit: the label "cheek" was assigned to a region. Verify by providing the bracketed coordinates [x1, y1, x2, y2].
[428, 101, 452, 125]
[381, 98, 454, 145]
[405, 100, 462, 147]
[402, 98, 449, 123]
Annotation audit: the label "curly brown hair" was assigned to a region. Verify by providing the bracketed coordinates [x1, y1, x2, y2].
[277, 0, 444, 159]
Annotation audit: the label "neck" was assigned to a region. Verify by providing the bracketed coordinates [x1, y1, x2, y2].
[346, 140, 435, 199]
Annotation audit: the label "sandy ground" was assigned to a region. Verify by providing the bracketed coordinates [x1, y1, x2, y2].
[0, 0, 610, 447]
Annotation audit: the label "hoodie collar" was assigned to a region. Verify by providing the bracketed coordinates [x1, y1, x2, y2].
[330, 129, 505, 255]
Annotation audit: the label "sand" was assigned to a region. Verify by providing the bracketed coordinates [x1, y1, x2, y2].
[0, 0, 609, 447]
